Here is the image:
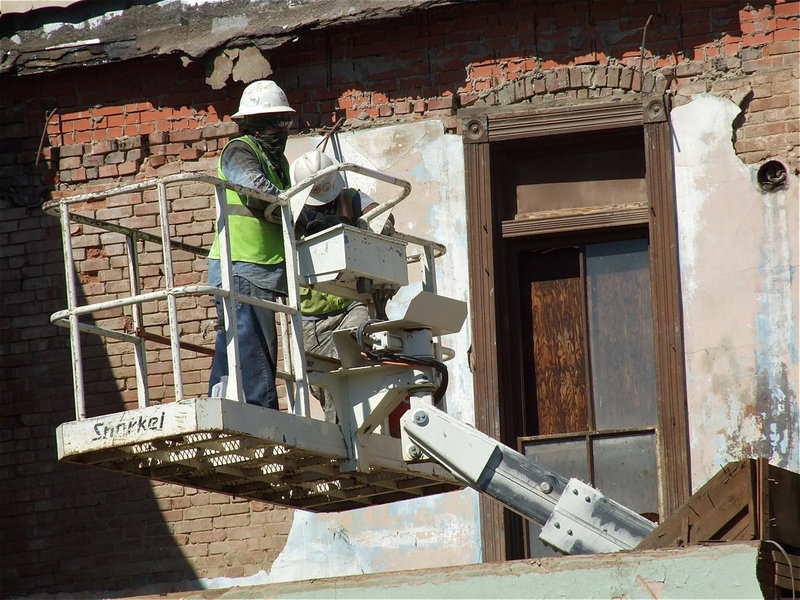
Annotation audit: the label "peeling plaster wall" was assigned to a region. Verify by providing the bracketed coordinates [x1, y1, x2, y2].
[198, 120, 480, 589]
[673, 93, 799, 489]
[288, 120, 475, 426]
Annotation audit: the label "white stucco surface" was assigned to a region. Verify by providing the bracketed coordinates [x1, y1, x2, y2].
[201, 120, 479, 587]
[188, 542, 766, 600]
[672, 94, 799, 489]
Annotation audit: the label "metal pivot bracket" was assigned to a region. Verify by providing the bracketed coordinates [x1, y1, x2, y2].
[539, 478, 657, 555]
[402, 402, 657, 555]
[323, 364, 437, 473]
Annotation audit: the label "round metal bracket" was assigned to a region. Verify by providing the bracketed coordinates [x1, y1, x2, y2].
[413, 410, 429, 426]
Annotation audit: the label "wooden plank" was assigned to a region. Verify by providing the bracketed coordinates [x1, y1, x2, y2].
[726, 514, 758, 542]
[526, 248, 589, 435]
[757, 457, 770, 543]
[775, 562, 800, 583]
[641, 460, 800, 554]
[463, 139, 507, 562]
[637, 514, 688, 550]
[745, 458, 759, 544]
[775, 573, 799, 592]
[636, 460, 755, 550]
[644, 116, 691, 515]
[772, 548, 800, 595]
[486, 100, 644, 142]
[771, 550, 800, 570]
[689, 488, 753, 543]
[762, 459, 800, 547]
[502, 204, 650, 238]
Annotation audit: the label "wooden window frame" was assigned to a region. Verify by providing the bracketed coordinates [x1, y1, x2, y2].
[462, 96, 690, 562]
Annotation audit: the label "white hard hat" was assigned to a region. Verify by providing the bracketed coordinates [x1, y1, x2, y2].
[290, 150, 345, 206]
[232, 80, 295, 118]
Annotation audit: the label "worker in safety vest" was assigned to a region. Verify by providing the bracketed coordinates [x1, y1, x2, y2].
[207, 80, 294, 409]
[291, 150, 394, 422]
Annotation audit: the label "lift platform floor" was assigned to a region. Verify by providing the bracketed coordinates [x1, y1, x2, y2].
[56, 397, 463, 512]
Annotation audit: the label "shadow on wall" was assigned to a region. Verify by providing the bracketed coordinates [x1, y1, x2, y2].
[0, 235, 202, 598]
[0, 113, 57, 209]
[0, 67, 214, 595]
[0, 54, 295, 597]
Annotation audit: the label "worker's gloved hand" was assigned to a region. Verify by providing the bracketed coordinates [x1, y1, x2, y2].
[356, 215, 395, 235]
[305, 213, 354, 235]
[380, 218, 395, 236]
[295, 205, 317, 231]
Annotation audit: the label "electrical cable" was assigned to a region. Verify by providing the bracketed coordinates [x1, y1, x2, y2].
[354, 320, 449, 404]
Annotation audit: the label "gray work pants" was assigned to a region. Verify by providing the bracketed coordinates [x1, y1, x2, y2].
[302, 302, 369, 422]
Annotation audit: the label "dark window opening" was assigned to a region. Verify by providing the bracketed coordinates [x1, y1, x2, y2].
[516, 234, 660, 557]
[463, 100, 688, 563]
[492, 124, 663, 559]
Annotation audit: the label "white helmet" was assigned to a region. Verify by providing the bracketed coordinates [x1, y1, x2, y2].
[290, 150, 345, 206]
[232, 80, 295, 118]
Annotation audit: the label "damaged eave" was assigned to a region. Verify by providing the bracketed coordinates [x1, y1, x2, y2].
[0, 0, 471, 77]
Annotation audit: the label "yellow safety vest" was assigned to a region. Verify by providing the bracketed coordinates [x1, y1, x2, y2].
[208, 136, 288, 265]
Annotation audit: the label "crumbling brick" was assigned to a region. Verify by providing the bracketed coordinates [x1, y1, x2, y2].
[117, 161, 140, 176]
[90, 139, 118, 155]
[427, 96, 456, 111]
[179, 148, 203, 161]
[569, 67, 582, 88]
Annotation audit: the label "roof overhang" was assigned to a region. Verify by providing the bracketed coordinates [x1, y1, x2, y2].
[0, 0, 467, 78]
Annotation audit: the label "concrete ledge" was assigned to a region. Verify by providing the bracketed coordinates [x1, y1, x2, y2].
[138, 541, 765, 599]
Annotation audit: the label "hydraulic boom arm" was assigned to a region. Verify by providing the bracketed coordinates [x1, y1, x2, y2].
[399, 398, 656, 555]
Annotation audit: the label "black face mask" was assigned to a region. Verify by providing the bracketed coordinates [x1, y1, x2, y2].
[252, 130, 288, 154]
[252, 131, 290, 187]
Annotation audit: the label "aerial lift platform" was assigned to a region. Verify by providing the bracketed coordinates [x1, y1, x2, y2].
[46, 161, 659, 554]
[47, 165, 469, 513]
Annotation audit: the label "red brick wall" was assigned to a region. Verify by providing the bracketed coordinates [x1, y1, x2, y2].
[273, 0, 797, 166]
[1, 59, 294, 597]
[1, 1, 796, 596]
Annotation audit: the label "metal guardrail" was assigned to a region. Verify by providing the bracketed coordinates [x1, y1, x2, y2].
[44, 165, 445, 423]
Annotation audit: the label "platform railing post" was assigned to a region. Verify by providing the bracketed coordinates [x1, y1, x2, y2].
[419, 243, 444, 365]
[214, 184, 244, 402]
[276, 303, 295, 408]
[421, 243, 437, 295]
[60, 202, 86, 420]
[279, 200, 310, 417]
[124, 232, 150, 408]
[157, 180, 184, 402]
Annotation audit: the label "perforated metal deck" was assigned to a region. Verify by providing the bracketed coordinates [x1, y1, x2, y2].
[56, 397, 463, 512]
